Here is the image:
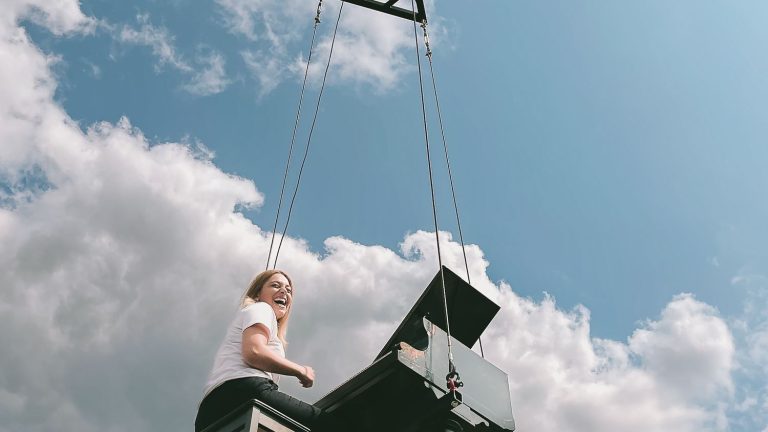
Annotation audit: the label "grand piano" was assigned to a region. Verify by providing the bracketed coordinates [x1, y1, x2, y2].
[314, 266, 515, 431]
[203, 266, 515, 432]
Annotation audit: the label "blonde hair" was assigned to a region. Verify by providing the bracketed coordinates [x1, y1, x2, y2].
[241, 269, 293, 346]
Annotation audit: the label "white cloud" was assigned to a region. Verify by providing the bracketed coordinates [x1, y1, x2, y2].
[117, 14, 192, 73]
[215, 0, 310, 44]
[729, 274, 768, 431]
[485, 291, 734, 432]
[747, 324, 768, 373]
[3, 0, 94, 35]
[0, 1, 759, 432]
[305, 3, 414, 92]
[629, 294, 734, 400]
[115, 15, 231, 95]
[83, 59, 102, 79]
[242, 49, 285, 97]
[221, 0, 441, 95]
[183, 51, 232, 96]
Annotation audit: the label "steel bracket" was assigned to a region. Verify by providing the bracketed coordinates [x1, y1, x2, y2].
[341, 0, 427, 22]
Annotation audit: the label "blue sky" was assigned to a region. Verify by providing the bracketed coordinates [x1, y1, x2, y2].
[38, 0, 767, 338]
[3, 1, 768, 431]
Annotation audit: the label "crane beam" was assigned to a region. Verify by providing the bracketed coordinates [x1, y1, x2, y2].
[341, 0, 427, 22]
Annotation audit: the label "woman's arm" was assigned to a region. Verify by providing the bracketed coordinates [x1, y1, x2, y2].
[242, 324, 315, 387]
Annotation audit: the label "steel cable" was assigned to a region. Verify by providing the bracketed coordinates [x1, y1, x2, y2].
[421, 22, 485, 359]
[409, 0, 457, 376]
[266, 0, 325, 270]
[272, 2, 345, 268]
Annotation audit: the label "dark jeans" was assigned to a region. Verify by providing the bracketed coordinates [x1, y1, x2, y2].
[195, 377, 322, 432]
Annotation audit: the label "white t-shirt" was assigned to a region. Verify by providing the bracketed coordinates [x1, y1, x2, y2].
[203, 302, 285, 397]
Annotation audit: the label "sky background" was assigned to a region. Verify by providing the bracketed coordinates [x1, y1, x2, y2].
[1, 1, 767, 431]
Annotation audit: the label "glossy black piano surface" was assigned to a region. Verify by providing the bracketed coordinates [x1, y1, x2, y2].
[315, 267, 515, 431]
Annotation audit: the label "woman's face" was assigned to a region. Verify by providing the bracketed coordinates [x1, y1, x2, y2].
[257, 273, 293, 320]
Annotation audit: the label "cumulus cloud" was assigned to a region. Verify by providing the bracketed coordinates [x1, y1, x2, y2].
[3, 0, 95, 35]
[221, 0, 440, 94]
[298, 2, 414, 92]
[0, 1, 757, 432]
[484, 292, 734, 432]
[629, 294, 734, 401]
[729, 273, 768, 431]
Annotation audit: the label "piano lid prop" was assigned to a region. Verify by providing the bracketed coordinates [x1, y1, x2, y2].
[376, 266, 500, 360]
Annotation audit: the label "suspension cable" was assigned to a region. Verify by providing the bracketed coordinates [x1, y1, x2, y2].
[420, 21, 485, 359]
[272, 2, 345, 268]
[266, 0, 324, 270]
[409, 0, 458, 383]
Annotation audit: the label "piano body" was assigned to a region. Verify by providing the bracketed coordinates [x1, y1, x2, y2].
[315, 266, 515, 431]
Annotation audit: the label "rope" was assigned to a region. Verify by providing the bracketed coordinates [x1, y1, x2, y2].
[409, 0, 457, 379]
[420, 21, 485, 359]
[266, 0, 325, 270]
[272, 1, 345, 268]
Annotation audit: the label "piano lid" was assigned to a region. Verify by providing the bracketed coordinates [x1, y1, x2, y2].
[376, 266, 500, 360]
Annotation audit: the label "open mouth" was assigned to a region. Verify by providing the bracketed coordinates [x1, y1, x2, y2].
[274, 298, 287, 308]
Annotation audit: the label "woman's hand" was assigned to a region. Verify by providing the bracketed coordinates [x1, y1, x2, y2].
[242, 324, 314, 389]
[298, 365, 315, 388]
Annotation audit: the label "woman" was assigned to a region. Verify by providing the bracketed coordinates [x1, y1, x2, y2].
[195, 270, 322, 432]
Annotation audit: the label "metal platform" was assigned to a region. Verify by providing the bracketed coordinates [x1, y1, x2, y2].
[201, 399, 310, 432]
